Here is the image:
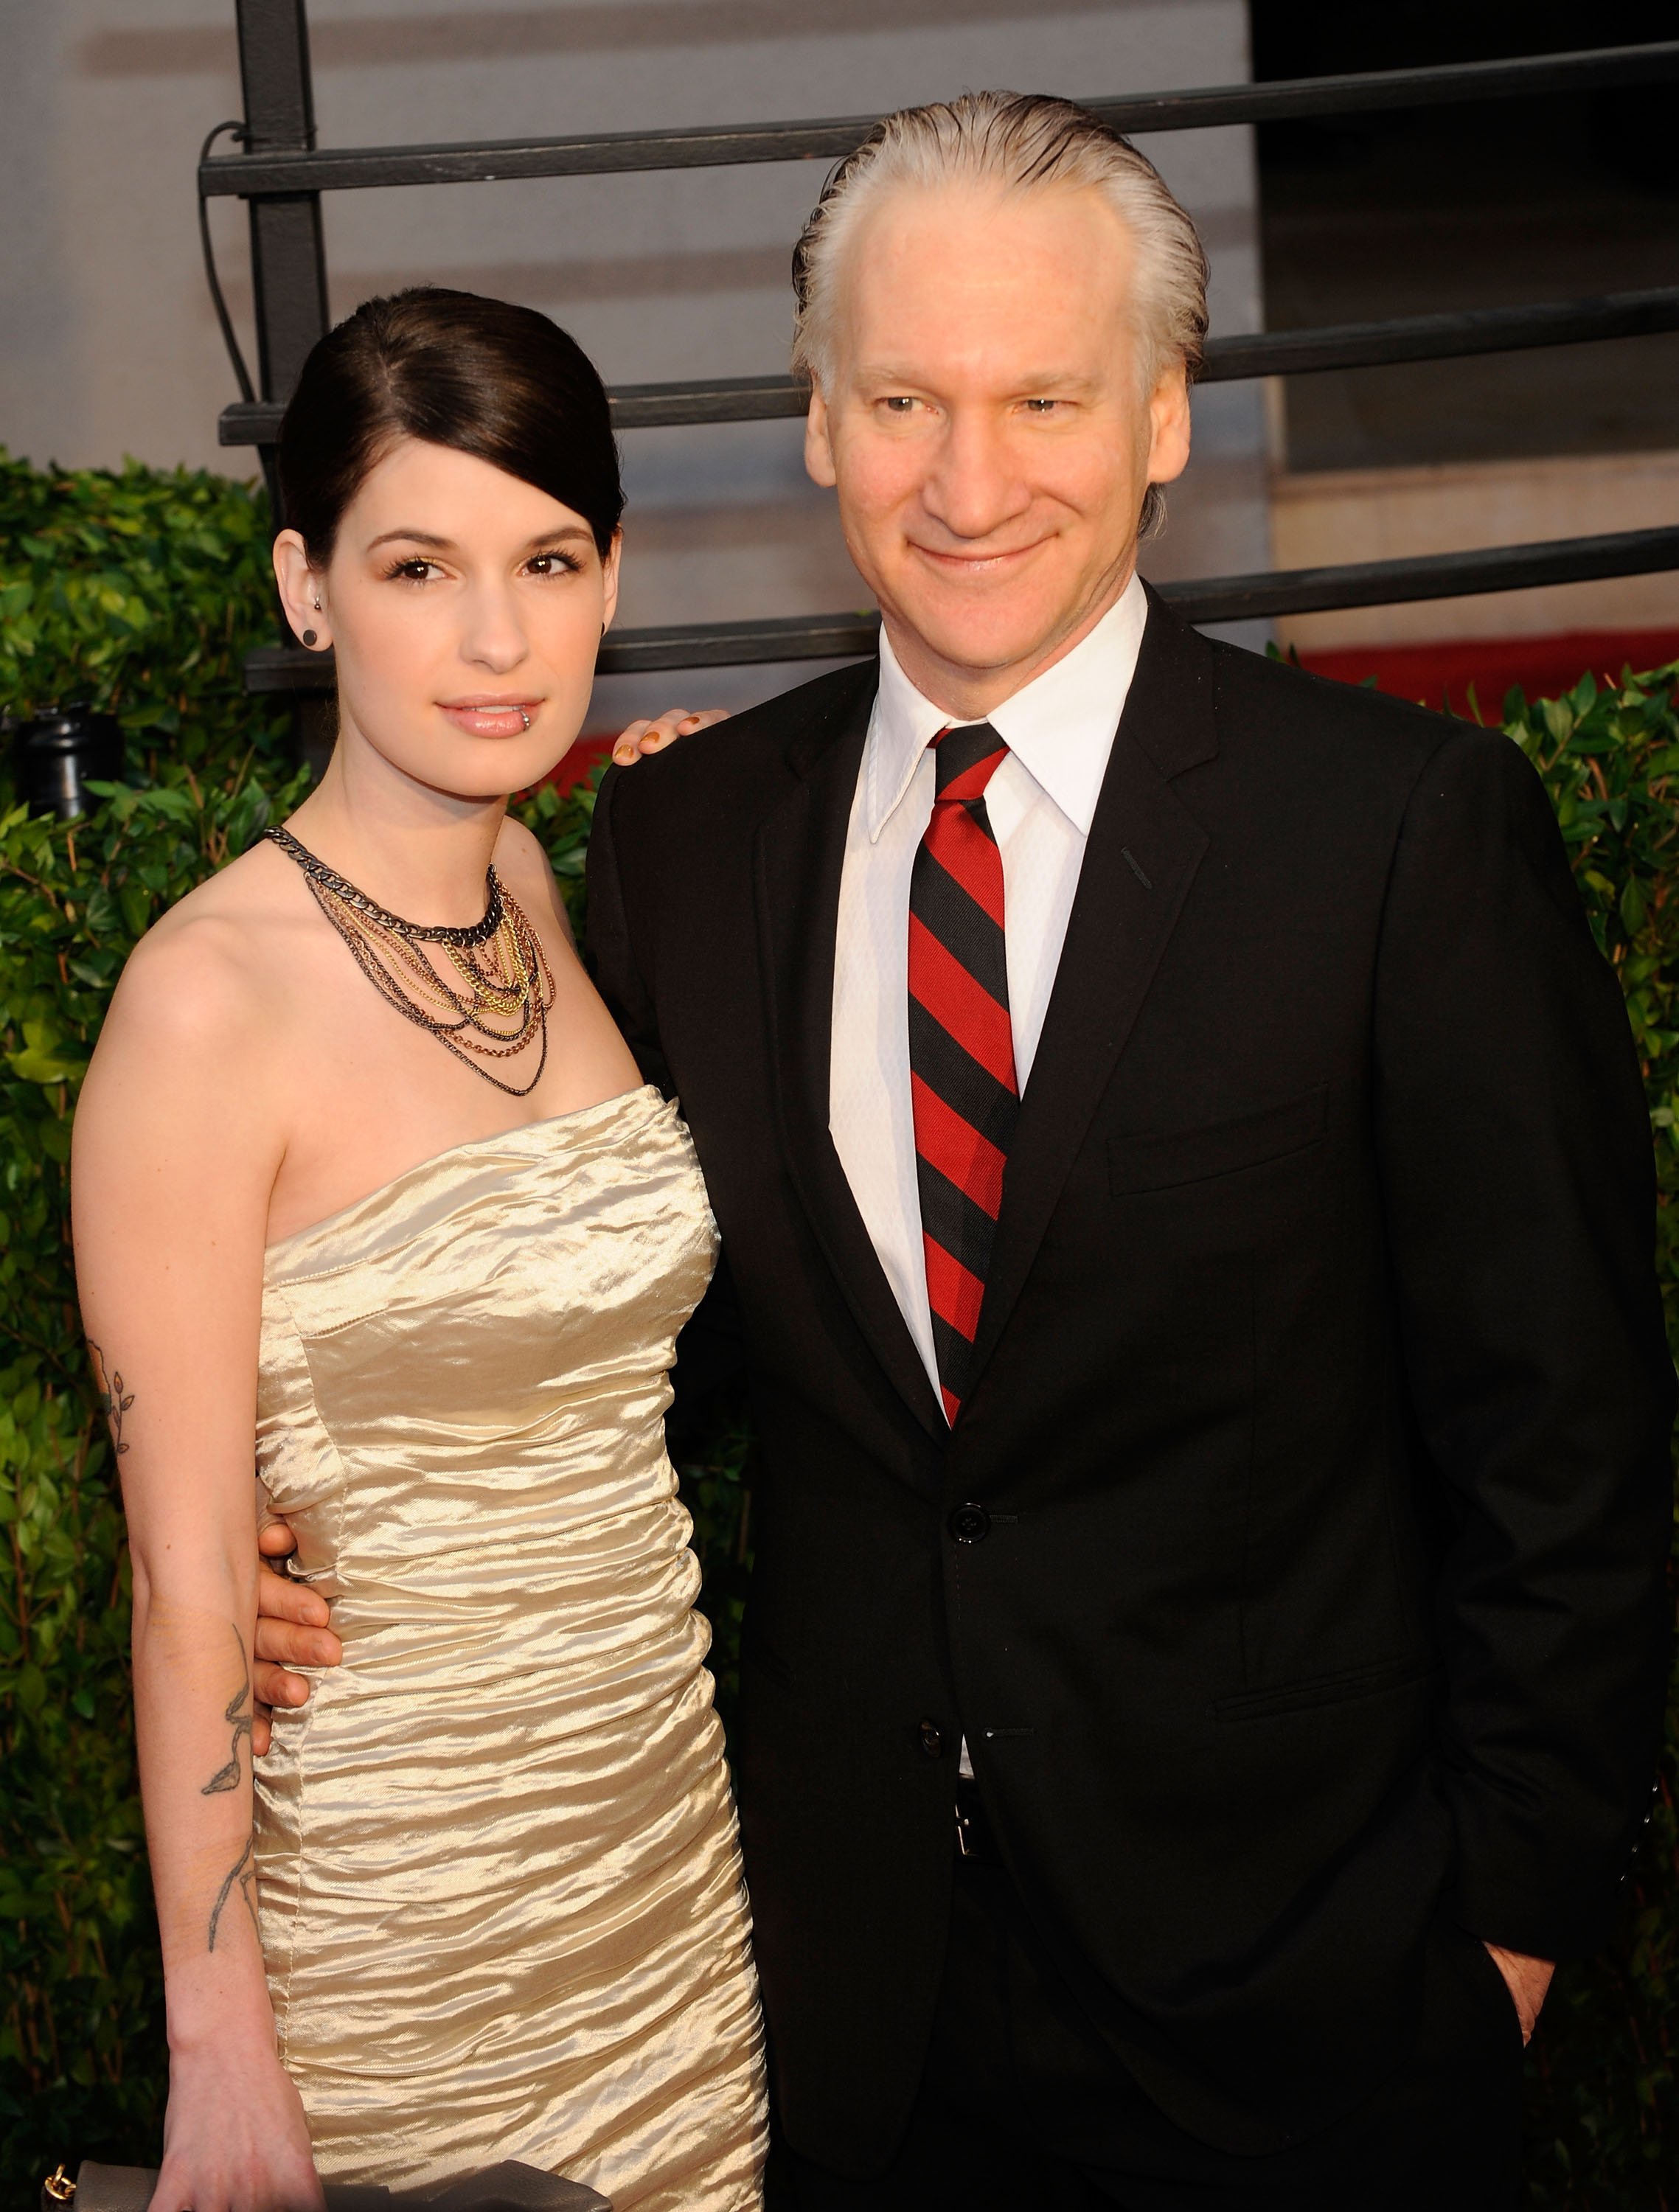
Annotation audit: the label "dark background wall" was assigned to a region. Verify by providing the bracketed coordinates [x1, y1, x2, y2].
[1251, 0, 1679, 470]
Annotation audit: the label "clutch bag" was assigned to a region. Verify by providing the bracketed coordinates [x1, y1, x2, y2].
[42, 2160, 611, 2212]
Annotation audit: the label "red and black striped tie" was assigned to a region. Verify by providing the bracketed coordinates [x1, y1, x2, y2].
[908, 722, 1018, 1424]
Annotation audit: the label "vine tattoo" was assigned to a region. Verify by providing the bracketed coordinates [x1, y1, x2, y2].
[88, 1341, 133, 1456]
[201, 1627, 254, 1796]
[207, 1832, 260, 1953]
[201, 1624, 260, 1950]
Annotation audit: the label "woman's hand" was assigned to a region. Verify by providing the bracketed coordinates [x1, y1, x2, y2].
[151, 2031, 324, 2212]
[611, 706, 730, 765]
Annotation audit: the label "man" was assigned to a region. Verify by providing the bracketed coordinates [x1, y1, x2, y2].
[257, 94, 1673, 2207]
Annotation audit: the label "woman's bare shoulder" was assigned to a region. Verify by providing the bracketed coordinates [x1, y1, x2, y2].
[491, 812, 549, 883]
[97, 838, 312, 1068]
[72, 845, 307, 1274]
[493, 813, 574, 943]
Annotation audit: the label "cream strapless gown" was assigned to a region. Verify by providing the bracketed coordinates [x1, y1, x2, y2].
[254, 1085, 766, 2210]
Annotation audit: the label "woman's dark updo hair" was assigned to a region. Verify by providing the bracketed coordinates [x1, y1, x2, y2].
[277, 288, 625, 565]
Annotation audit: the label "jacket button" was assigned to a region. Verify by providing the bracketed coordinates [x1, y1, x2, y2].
[918, 1719, 945, 1760]
[948, 1503, 992, 1544]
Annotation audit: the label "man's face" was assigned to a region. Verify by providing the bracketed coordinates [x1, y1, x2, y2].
[805, 181, 1191, 715]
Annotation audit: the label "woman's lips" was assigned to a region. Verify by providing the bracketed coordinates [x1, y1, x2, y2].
[437, 699, 541, 737]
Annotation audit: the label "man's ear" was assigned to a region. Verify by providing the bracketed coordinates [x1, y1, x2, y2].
[804, 385, 838, 489]
[1145, 363, 1192, 490]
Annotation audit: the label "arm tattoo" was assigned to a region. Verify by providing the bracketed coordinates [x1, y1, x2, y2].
[203, 1626, 260, 1950]
[88, 1341, 133, 1456]
[201, 1626, 254, 1796]
[207, 1831, 260, 1952]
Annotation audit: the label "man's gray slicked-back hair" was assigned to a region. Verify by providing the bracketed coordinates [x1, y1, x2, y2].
[791, 90, 1210, 535]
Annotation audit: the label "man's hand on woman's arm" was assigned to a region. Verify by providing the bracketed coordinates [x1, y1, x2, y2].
[252, 1519, 342, 1757]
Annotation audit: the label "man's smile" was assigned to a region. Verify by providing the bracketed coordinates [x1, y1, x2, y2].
[906, 532, 1056, 580]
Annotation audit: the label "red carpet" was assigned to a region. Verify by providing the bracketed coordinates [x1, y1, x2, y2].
[1295, 628, 1679, 717]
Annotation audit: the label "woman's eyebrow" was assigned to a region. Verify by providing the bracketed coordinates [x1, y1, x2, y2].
[366, 527, 453, 552]
[361, 524, 593, 554]
[521, 524, 594, 550]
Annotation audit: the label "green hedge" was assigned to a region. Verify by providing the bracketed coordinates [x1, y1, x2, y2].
[1, 451, 1674, 2202]
[1501, 667, 1679, 2200]
[0, 451, 301, 2188]
[0, 450, 289, 773]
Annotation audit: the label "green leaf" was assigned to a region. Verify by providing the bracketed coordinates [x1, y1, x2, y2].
[6, 1043, 87, 1085]
[117, 881, 153, 939]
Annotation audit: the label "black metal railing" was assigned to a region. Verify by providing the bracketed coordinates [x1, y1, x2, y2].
[208, 6, 1679, 684]
[218, 288, 1679, 447]
[201, 40, 1679, 198]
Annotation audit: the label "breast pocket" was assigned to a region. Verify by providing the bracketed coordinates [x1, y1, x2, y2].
[1108, 1085, 1328, 1197]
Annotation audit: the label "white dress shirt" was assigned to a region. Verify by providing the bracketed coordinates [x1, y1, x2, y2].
[828, 572, 1149, 1402]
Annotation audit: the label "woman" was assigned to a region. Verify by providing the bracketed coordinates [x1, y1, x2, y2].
[72, 288, 765, 2212]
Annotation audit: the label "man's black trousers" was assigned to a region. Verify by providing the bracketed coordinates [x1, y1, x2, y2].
[772, 1843, 1526, 2210]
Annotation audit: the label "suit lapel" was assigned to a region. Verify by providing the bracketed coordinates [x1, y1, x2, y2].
[967, 596, 1217, 1388]
[753, 666, 948, 1443]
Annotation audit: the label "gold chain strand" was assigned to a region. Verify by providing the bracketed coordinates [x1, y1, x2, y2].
[305, 874, 549, 1074]
[338, 898, 527, 1027]
[321, 891, 509, 1027]
[443, 930, 528, 1011]
[302, 864, 550, 1052]
[334, 886, 529, 1018]
[309, 886, 547, 1065]
[264, 825, 555, 1097]
[350, 896, 553, 1048]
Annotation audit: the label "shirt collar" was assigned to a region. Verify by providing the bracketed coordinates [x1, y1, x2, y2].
[863, 572, 1148, 842]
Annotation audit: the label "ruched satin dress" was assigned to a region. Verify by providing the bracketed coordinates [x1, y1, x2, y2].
[254, 1085, 765, 2210]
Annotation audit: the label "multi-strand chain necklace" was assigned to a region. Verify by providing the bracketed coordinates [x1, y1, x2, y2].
[265, 824, 555, 1097]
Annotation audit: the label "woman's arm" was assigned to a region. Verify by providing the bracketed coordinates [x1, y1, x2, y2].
[73, 914, 323, 2212]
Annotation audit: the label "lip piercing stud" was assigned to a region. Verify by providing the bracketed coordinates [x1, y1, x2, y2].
[518, 706, 531, 731]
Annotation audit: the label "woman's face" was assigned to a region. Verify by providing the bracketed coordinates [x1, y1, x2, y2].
[274, 437, 619, 800]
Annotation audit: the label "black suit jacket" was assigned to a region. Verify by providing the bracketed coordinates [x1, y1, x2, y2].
[585, 594, 1673, 2170]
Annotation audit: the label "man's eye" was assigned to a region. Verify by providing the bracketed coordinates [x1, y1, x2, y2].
[1023, 398, 1063, 415]
[880, 396, 918, 414]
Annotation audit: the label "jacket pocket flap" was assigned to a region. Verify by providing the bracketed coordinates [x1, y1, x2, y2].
[1109, 1085, 1328, 1197]
[1213, 1654, 1437, 1724]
